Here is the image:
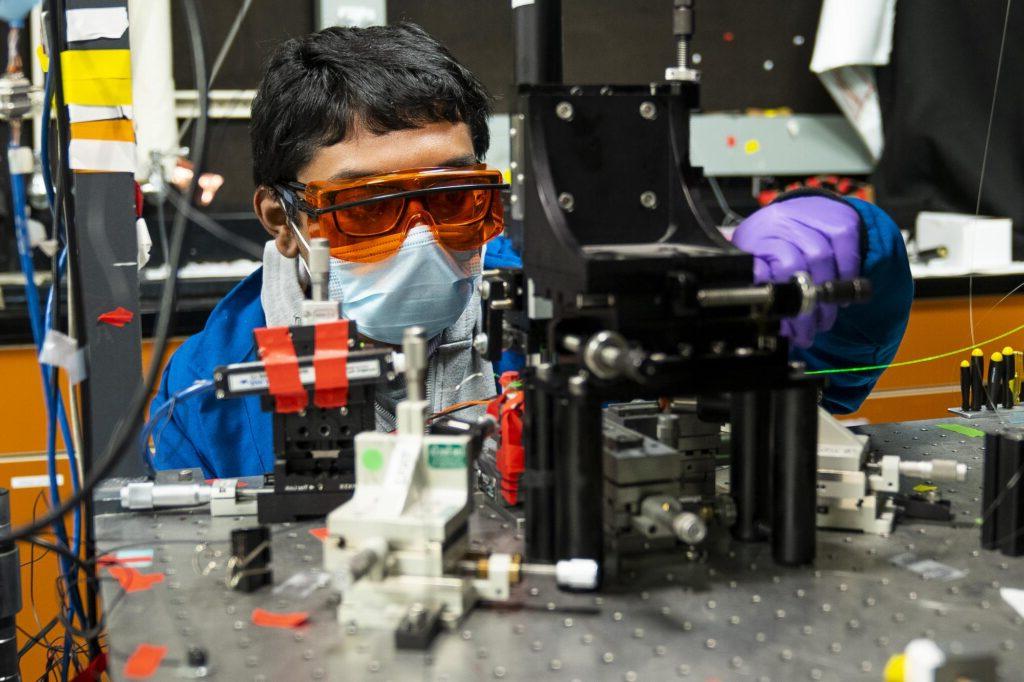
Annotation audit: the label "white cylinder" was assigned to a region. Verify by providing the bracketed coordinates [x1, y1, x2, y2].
[129, 0, 178, 181]
[555, 558, 599, 591]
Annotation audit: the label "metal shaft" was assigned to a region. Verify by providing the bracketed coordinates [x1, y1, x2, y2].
[308, 237, 330, 302]
[771, 384, 818, 566]
[402, 326, 428, 403]
[730, 390, 770, 542]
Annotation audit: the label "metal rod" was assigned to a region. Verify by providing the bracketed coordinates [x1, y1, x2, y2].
[771, 383, 818, 566]
[696, 286, 773, 308]
[730, 390, 770, 542]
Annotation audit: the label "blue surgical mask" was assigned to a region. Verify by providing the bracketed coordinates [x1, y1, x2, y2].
[326, 226, 481, 344]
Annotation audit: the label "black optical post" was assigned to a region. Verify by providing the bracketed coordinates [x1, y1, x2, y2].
[0, 489, 21, 682]
[512, 0, 562, 86]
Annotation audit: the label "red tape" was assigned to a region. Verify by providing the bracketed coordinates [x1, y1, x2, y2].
[105, 564, 165, 593]
[254, 326, 307, 413]
[313, 319, 350, 408]
[97, 306, 134, 327]
[71, 652, 107, 682]
[251, 608, 309, 629]
[308, 527, 329, 542]
[123, 644, 167, 679]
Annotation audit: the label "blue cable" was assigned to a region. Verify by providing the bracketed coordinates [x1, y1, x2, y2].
[9, 139, 86, 667]
[41, 71, 55, 210]
[139, 380, 215, 474]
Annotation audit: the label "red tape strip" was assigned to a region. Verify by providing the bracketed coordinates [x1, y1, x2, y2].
[251, 608, 310, 629]
[123, 644, 167, 679]
[313, 319, 350, 408]
[105, 564, 165, 593]
[97, 306, 134, 327]
[254, 326, 307, 413]
[308, 527, 329, 542]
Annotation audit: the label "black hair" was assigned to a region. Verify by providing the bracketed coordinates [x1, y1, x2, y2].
[250, 23, 492, 187]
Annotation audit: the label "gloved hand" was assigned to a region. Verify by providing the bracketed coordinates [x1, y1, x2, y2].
[731, 195, 862, 348]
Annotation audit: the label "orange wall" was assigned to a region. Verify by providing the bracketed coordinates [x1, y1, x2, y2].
[849, 293, 1024, 422]
[0, 339, 183, 456]
[0, 338, 182, 679]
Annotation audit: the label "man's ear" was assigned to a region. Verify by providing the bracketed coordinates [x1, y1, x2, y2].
[253, 186, 300, 258]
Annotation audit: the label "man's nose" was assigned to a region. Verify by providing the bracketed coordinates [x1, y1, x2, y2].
[403, 196, 435, 227]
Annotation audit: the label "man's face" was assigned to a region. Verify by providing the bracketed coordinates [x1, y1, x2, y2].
[255, 120, 477, 258]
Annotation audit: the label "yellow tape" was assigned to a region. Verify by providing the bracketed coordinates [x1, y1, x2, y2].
[37, 45, 49, 73]
[62, 78, 132, 106]
[70, 118, 135, 143]
[61, 49, 131, 80]
[60, 50, 132, 106]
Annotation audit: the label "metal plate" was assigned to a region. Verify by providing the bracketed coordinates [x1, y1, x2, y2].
[97, 417, 1024, 681]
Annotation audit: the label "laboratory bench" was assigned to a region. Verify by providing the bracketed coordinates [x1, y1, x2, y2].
[90, 415, 1023, 681]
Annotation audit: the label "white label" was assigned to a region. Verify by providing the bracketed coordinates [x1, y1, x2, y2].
[511, 0, 535, 7]
[378, 438, 421, 518]
[112, 548, 154, 568]
[11, 474, 64, 489]
[225, 360, 380, 394]
[345, 360, 382, 380]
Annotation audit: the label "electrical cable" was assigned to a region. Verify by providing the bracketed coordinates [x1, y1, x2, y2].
[6, 29, 86, 650]
[707, 176, 745, 226]
[427, 398, 495, 422]
[177, 0, 253, 142]
[0, 0, 210, 555]
[968, 0, 1014, 348]
[159, 188, 264, 259]
[806, 318, 1024, 376]
[138, 379, 214, 473]
[17, 617, 58, 660]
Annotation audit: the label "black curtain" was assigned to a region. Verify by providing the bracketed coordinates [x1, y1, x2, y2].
[874, 0, 1024, 256]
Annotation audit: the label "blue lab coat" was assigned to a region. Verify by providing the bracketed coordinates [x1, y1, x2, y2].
[151, 198, 912, 477]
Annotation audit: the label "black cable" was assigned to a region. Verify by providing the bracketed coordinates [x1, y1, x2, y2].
[155, 192, 171, 267]
[0, 0, 210, 547]
[19, 536, 92, 579]
[177, 0, 254, 141]
[159, 189, 264, 259]
[17, 617, 58, 660]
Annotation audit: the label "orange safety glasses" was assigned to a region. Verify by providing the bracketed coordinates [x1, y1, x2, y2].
[277, 165, 508, 263]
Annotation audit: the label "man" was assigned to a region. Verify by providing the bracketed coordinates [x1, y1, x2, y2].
[152, 23, 913, 477]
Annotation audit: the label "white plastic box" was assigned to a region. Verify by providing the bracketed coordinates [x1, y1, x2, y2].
[915, 212, 1012, 272]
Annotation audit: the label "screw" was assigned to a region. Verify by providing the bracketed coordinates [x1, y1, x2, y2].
[555, 101, 574, 121]
[640, 191, 658, 210]
[639, 101, 658, 120]
[558, 192, 575, 212]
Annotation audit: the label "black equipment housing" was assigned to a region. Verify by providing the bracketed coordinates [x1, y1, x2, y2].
[506, 0, 829, 577]
[213, 322, 391, 523]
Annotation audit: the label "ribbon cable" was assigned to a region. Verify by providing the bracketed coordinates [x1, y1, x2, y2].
[254, 326, 307, 413]
[313, 319, 350, 408]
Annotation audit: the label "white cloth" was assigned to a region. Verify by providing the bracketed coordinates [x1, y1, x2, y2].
[811, 0, 896, 162]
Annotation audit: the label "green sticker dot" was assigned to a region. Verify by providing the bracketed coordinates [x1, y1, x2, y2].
[362, 448, 384, 471]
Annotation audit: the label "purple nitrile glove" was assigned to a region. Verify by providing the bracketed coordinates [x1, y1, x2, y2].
[731, 195, 862, 348]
